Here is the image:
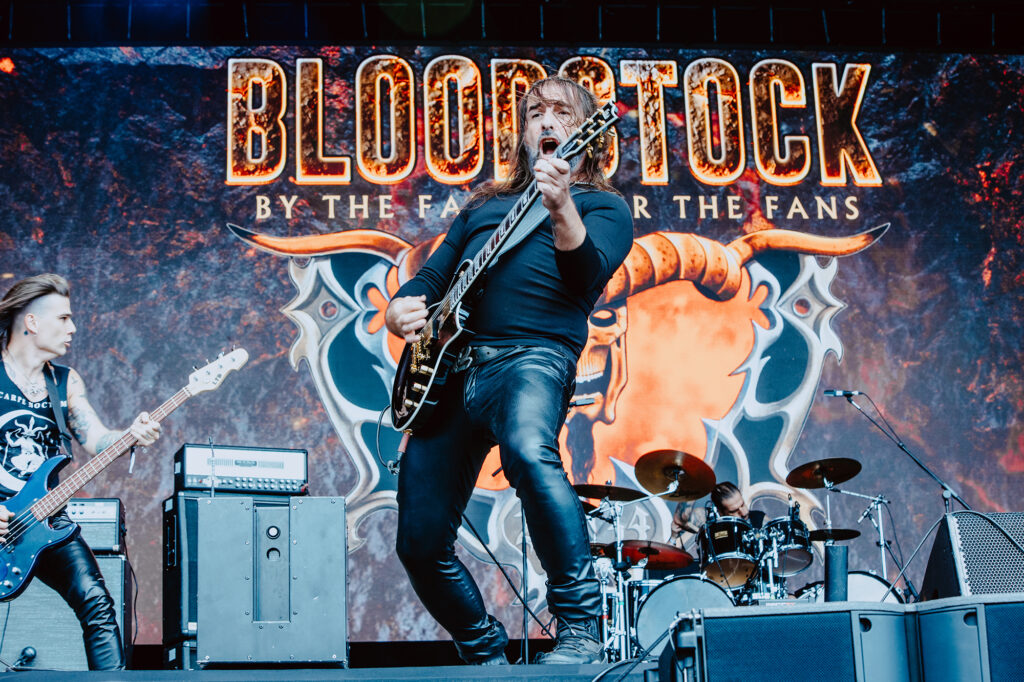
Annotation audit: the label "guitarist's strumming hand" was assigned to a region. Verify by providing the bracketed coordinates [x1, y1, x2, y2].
[0, 506, 12, 538]
[386, 295, 428, 343]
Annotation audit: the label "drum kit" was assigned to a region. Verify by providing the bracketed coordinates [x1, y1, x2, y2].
[576, 451, 902, 661]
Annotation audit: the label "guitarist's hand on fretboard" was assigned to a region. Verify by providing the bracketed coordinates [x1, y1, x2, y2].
[127, 411, 161, 446]
[386, 295, 429, 343]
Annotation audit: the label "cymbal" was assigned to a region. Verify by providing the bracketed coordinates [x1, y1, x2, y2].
[573, 484, 646, 502]
[620, 540, 694, 570]
[809, 528, 861, 542]
[785, 458, 862, 489]
[634, 449, 716, 501]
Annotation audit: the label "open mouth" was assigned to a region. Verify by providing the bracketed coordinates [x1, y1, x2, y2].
[540, 137, 559, 156]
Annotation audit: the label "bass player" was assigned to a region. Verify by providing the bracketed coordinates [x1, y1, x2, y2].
[0, 273, 161, 670]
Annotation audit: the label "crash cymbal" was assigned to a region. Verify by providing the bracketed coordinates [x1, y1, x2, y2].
[785, 458, 862, 489]
[634, 449, 716, 501]
[573, 484, 646, 502]
[620, 540, 694, 570]
[808, 528, 861, 542]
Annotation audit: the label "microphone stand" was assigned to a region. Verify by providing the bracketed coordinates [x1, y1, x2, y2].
[842, 395, 970, 512]
[829, 487, 919, 600]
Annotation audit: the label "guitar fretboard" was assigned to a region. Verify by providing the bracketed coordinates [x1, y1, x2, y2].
[30, 387, 192, 519]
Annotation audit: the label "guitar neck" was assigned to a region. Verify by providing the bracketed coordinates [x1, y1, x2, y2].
[435, 180, 540, 318]
[31, 387, 192, 519]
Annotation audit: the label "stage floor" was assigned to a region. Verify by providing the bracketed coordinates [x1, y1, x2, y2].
[4, 662, 653, 681]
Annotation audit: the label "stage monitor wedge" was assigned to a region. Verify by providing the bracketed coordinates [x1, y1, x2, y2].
[920, 512, 1024, 600]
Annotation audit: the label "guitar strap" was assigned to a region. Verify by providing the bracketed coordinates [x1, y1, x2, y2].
[489, 185, 597, 267]
[43, 362, 74, 458]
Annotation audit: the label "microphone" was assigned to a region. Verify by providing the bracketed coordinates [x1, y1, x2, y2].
[857, 505, 872, 524]
[823, 389, 862, 397]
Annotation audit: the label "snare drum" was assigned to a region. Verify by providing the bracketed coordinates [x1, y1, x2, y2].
[764, 516, 813, 576]
[697, 517, 757, 587]
[634, 576, 733, 656]
[794, 571, 904, 603]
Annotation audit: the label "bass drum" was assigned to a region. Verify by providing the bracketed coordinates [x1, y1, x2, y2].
[794, 571, 904, 603]
[634, 576, 734, 657]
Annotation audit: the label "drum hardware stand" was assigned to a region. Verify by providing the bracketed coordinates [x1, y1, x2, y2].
[830, 487, 889, 578]
[840, 393, 971, 512]
[590, 481, 682, 662]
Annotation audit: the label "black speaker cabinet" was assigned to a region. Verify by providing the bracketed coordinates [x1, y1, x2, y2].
[162, 490, 290, 644]
[921, 512, 1024, 600]
[664, 601, 915, 682]
[163, 494, 347, 667]
[916, 594, 1024, 682]
[0, 554, 130, 671]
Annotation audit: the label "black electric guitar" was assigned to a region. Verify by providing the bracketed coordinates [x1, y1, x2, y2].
[390, 102, 619, 432]
[0, 348, 248, 601]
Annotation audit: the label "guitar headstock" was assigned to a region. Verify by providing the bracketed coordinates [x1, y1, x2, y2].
[187, 348, 249, 395]
[557, 101, 619, 163]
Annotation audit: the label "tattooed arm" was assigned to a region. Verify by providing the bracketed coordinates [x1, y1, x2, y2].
[67, 369, 162, 456]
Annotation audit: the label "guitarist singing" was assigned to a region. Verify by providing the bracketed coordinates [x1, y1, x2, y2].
[385, 78, 632, 665]
[0, 273, 161, 670]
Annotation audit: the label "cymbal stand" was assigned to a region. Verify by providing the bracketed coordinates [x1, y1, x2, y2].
[829, 486, 887, 578]
[588, 482, 682, 661]
[828, 486, 918, 599]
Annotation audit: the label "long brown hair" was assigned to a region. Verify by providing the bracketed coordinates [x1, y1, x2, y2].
[468, 77, 617, 204]
[0, 274, 70, 347]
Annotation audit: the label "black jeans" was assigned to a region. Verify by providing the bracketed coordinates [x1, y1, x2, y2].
[32, 513, 124, 670]
[396, 346, 601, 662]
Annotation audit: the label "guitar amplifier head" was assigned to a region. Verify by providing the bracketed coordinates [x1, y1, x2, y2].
[173, 443, 308, 495]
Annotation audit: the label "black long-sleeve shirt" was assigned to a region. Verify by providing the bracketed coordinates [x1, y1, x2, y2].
[394, 189, 633, 359]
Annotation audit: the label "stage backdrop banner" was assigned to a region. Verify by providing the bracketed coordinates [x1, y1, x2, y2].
[0, 46, 1021, 644]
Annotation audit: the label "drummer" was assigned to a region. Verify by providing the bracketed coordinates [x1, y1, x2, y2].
[669, 481, 765, 549]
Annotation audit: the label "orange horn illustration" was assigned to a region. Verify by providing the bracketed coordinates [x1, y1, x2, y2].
[600, 223, 889, 304]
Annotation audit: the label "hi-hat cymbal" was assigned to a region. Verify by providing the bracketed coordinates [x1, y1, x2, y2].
[573, 484, 646, 502]
[808, 528, 861, 542]
[620, 540, 694, 570]
[785, 458, 862, 489]
[634, 449, 716, 501]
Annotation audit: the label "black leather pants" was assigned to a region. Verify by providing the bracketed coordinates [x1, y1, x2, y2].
[396, 346, 601, 663]
[33, 513, 124, 670]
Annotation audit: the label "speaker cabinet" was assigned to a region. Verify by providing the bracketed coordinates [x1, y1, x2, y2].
[195, 496, 347, 666]
[162, 490, 290, 644]
[664, 602, 915, 682]
[0, 554, 130, 671]
[162, 494, 347, 667]
[916, 594, 1024, 682]
[921, 512, 1024, 600]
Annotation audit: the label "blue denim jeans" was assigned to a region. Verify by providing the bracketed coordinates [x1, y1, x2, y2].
[396, 346, 601, 662]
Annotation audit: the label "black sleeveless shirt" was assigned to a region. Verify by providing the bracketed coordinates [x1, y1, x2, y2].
[0, 361, 71, 500]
